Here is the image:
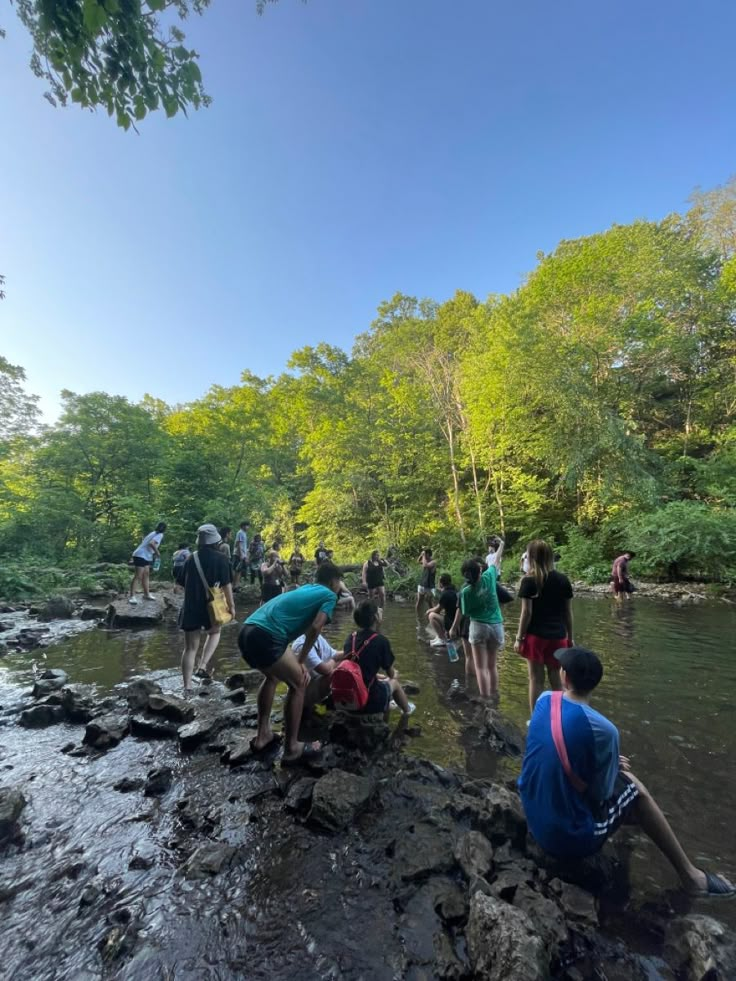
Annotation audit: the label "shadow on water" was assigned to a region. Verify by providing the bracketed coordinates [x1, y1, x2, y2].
[0, 594, 735, 978]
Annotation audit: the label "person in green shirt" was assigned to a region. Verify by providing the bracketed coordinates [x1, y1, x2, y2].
[451, 558, 504, 698]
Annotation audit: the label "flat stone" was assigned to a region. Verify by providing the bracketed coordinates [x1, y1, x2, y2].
[83, 713, 129, 750]
[32, 669, 69, 698]
[80, 605, 108, 620]
[106, 598, 163, 628]
[177, 710, 242, 751]
[467, 891, 548, 980]
[183, 842, 237, 879]
[482, 709, 526, 757]
[124, 679, 163, 711]
[454, 830, 494, 880]
[129, 715, 178, 739]
[144, 767, 173, 797]
[553, 879, 598, 931]
[309, 769, 375, 832]
[146, 693, 195, 724]
[225, 670, 262, 690]
[19, 703, 65, 728]
[0, 788, 26, 844]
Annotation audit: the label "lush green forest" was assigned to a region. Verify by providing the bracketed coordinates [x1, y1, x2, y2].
[2, 179, 735, 588]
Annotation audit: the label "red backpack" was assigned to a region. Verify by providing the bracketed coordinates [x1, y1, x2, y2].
[330, 632, 378, 710]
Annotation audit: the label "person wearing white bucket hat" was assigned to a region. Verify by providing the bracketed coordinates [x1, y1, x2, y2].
[179, 523, 235, 691]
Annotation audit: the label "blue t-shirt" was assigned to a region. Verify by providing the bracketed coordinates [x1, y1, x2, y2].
[518, 692, 620, 858]
[245, 585, 337, 647]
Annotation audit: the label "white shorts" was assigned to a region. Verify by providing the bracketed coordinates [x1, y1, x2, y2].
[417, 585, 436, 596]
[469, 621, 505, 647]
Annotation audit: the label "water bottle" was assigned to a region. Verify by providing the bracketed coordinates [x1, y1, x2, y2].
[446, 640, 459, 663]
[152, 557, 161, 572]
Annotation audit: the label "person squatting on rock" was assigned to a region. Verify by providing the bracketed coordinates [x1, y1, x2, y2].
[238, 561, 344, 765]
[291, 630, 340, 709]
[450, 557, 504, 699]
[178, 523, 235, 691]
[519, 646, 735, 897]
[515, 538, 574, 715]
[129, 522, 166, 604]
[332, 600, 412, 719]
[426, 573, 458, 648]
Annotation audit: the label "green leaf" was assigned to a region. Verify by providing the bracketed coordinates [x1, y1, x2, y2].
[163, 96, 178, 118]
[71, 87, 84, 103]
[83, 0, 109, 33]
[116, 109, 131, 130]
[147, 0, 166, 10]
[133, 99, 147, 121]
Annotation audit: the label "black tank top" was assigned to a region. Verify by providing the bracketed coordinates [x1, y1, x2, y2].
[420, 564, 436, 590]
[365, 560, 384, 588]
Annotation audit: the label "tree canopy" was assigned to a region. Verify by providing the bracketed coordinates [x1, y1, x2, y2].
[9, 0, 286, 127]
[2, 186, 735, 582]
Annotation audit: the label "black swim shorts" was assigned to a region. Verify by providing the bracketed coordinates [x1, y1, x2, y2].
[591, 772, 640, 846]
[238, 623, 287, 671]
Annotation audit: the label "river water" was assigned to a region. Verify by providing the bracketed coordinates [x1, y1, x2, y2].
[1, 594, 735, 977]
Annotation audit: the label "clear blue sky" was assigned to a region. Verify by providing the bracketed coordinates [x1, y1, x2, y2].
[2, 0, 735, 419]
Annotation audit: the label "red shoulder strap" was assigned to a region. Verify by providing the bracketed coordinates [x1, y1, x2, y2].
[350, 632, 378, 660]
[550, 692, 588, 794]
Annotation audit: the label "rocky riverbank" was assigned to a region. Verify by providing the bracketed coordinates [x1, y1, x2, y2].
[1, 662, 734, 980]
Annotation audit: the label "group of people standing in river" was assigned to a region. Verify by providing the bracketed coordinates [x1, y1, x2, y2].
[127, 520, 734, 898]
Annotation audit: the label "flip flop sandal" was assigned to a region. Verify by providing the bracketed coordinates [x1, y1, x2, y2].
[703, 872, 736, 897]
[281, 742, 323, 767]
[249, 734, 283, 757]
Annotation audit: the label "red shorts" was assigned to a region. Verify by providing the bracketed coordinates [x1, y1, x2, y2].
[519, 634, 570, 668]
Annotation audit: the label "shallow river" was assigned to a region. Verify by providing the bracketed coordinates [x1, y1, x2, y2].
[1, 594, 735, 977]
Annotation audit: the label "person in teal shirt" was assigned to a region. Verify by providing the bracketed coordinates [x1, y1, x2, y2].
[238, 562, 343, 765]
[451, 558, 504, 698]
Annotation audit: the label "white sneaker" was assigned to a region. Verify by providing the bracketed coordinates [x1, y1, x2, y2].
[143, 595, 157, 601]
[128, 597, 139, 605]
[430, 637, 446, 648]
[405, 702, 416, 716]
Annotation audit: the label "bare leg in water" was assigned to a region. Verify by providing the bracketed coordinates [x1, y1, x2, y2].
[624, 769, 732, 894]
[253, 651, 320, 760]
[195, 626, 222, 675]
[181, 631, 201, 691]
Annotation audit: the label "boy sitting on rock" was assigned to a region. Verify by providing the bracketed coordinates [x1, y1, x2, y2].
[519, 646, 734, 897]
[333, 601, 412, 719]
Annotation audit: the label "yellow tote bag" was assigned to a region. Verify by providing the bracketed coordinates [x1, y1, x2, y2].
[192, 552, 232, 627]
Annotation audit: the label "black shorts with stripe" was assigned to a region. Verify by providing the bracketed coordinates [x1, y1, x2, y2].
[590, 772, 640, 846]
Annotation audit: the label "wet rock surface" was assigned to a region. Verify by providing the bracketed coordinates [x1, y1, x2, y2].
[1, 661, 734, 981]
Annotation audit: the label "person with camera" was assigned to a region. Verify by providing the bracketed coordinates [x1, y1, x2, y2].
[415, 546, 437, 614]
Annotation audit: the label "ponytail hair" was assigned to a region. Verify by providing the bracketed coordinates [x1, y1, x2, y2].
[527, 539, 554, 592]
[461, 558, 483, 587]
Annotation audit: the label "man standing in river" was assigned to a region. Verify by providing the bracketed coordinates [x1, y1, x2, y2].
[519, 646, 734, 897]
[611, 550, 635, 600]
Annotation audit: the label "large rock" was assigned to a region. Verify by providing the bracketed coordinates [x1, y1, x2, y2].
[83, 713, 130, 750]
[328, 711, 390, 752]
[512, 883, 567, 953]
[183, 843, 237, 879]
[395, 820, 457, 882]
[454, 830, 494, 880]
[19, 703, 65, 728]
[665, 914, 736, 981]
[59, 686, 99, 723]
[32, 668, 69, 698]
[482, 708, 526, 757]
[177, 710, 242, 750]
[483, 784, 527, 844]
[130, 714, 178, 739]
[80, 605, 108, 620]
[147, 693, 195, 724]
[124, 679, 163, 711]
[0, 789, 26, 845]
[38, 595, 75, 621]
[467, 892, 548, 980]
[106, 597, 163, 628]
[225, 670, 262, 690]
[309, 769, 374, 831]
[549, 878, 598, 931]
